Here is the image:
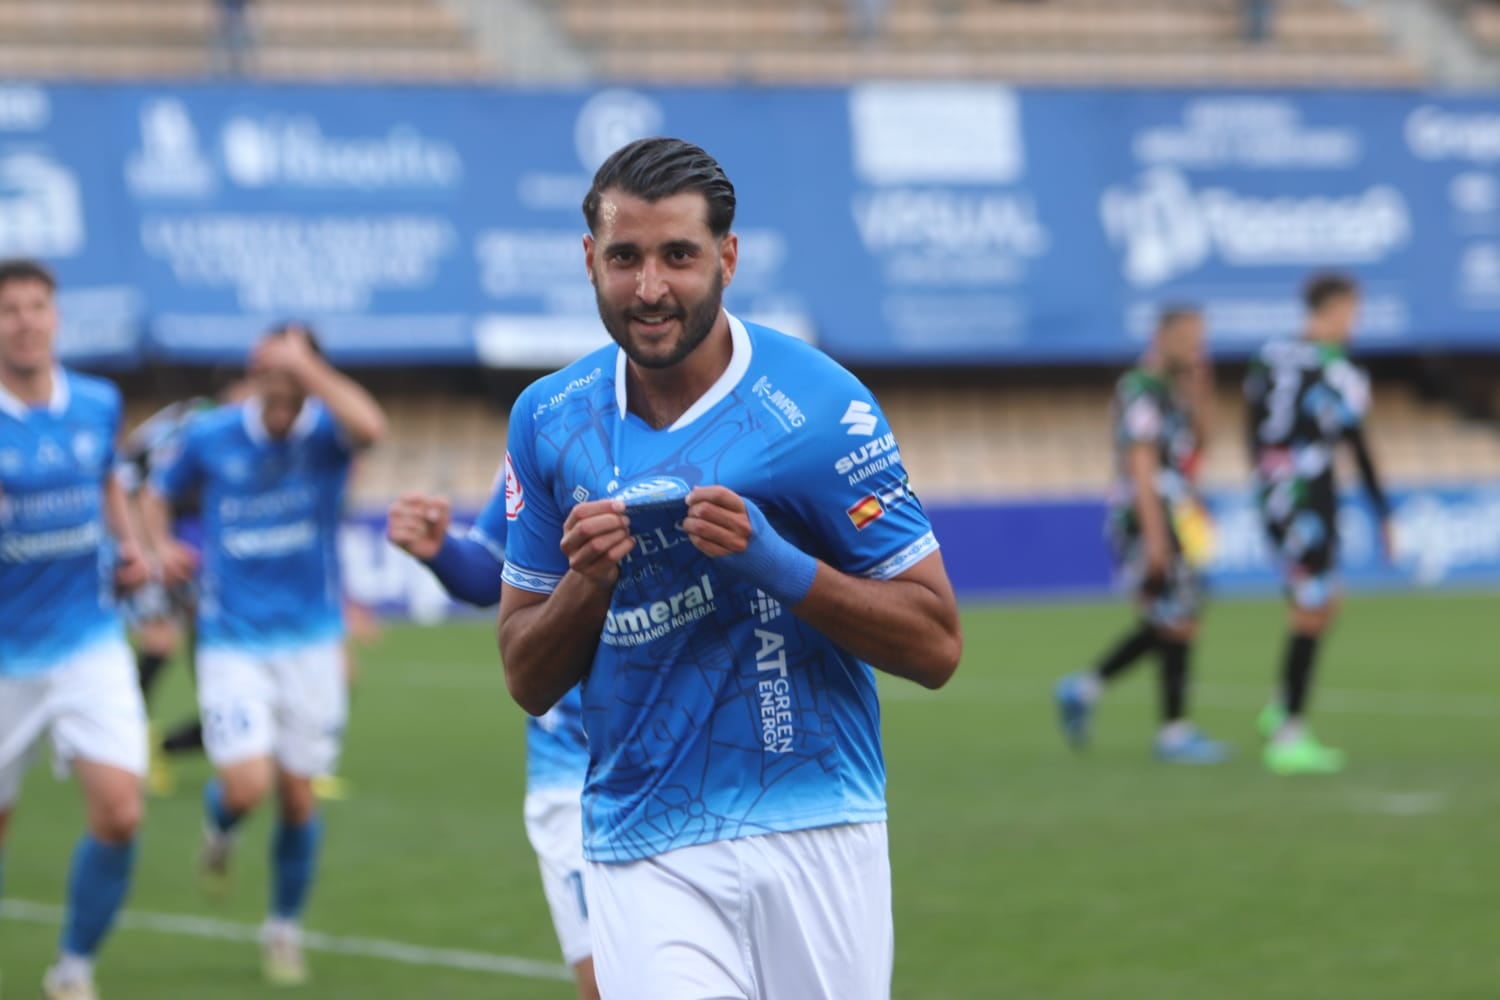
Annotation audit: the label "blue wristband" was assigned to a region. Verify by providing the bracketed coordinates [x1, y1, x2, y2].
[716, 498, 818, 607]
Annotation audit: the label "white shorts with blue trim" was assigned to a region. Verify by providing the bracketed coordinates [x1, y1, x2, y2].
[0, 638, 146, 808]
[524, 785, 591, 966]
[196, 639, 347, 777]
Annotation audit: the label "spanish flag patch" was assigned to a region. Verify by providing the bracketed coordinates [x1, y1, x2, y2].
[846, 495, 885, 531]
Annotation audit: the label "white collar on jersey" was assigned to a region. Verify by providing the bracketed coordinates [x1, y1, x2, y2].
[614, 313, 752, 432]
[242, 394, 321, 445]
[0, 365, 70, 419]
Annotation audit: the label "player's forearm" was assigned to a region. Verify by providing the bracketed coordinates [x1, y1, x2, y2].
[299, 360, 387, 448]
[1130, 447, 1171, 554]
[103, 477, 143, 551]
[425, 534, 504, 607]
[498, 574, 611, 715]
[136, 488, 176, 554]
[1345, 426, 1390, 520]
[792, 566, 961, 689]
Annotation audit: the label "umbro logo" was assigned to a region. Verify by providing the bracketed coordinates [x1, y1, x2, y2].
[840, 400, 877, 437]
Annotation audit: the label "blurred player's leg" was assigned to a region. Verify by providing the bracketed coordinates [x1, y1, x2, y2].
[524, 788, 598, 999]
[196, 647, 277, 889]
[1056, 620, 1159, 746]
[254, 639, 346, 985]
[1262, 509, 1347, 775]
[262, 770, 319, 986]
[40, 641, 148, 1000]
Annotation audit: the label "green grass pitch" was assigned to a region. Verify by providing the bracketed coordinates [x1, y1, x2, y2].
[2, 592, 1497, 998]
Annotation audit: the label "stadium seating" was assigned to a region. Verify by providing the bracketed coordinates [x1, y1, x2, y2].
[558, 0, 1423, 86]
[0, 0, 1425, 84]
[0, 0, 487, 80]
[110, 379, 1489, 509]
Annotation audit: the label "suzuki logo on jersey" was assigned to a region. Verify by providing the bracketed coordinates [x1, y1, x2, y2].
[602, 573, 717, 647]
[834, 432, 900, 482]
[504, 453, 524, 521]
[840, 400, 879, 436]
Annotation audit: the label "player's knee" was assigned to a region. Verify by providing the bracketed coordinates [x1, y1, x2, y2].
[91, 791, 143, 843]
[221, 772, 271, 815]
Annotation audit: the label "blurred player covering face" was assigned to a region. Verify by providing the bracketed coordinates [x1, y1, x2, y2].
[0, 263, 59, 380]
[582, 138, 739, 374]
[250, 324, 320, 440]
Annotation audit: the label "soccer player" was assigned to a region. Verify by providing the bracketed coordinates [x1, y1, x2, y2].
[497, 137, 963, 999]
[0, 258, 151, 1000]
[141, 323, 385, 983]
[386, 491, 596, 999]
[1245, 273, 1393, 775]
[117, 392, 224, 791]
[1054, 307, 1228, 763]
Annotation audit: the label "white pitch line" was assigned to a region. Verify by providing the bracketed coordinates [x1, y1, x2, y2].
[0, 900, 572, 983]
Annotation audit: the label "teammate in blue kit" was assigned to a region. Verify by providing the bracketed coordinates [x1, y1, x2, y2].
[0, 259, 152, 1000]
[386, 489, 597, 1000]
[141, 323, 386, 984]
[497, 138, 964, 999]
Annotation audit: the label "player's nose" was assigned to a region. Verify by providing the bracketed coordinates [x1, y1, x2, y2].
[634, 258, 669, 301]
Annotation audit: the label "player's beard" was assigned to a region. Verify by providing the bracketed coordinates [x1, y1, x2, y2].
[598, 268, 724, 371]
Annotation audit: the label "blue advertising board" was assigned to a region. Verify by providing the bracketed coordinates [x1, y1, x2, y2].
[338, 483, 1500, 623]
[6, 81, 1500, 367]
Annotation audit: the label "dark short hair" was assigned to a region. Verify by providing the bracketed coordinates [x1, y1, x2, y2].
[0, 258, 57, 295]
[582, 137, 736, 238]
[1156, 304, 1201, 333]
[265, 319, 324, 358]
[1303, 272, 1359, 313]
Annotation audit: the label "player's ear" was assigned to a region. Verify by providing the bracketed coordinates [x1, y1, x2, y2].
[718, 232, 738, 289]
[583, 234, 597, 284]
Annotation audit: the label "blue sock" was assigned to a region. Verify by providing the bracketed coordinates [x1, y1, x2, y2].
[271, 814, 322, 920]
[203, 779, 245, 835]
[60, 834, 136, 958]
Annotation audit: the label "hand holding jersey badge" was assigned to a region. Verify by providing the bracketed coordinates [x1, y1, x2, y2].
[684, 486, 819, 608]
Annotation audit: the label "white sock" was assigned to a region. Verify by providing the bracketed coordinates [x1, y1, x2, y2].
[1274, 719, 1306, 746]
[52, 952, 94, 982]
[1158, 720, 1194, 747]
[263, 916, 300, 942]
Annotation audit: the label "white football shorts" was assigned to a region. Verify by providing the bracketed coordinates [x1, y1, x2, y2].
[0, 638, 147, 808]
[196, 639, 347, 777]
[524, 785, 592, 966]
[587, 821, 892, 1000]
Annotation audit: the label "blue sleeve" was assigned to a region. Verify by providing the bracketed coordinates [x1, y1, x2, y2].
[425, 533, 505, 607]
[468, 462, 509, 560]
[150, 422, 203, 502]
[306, 403, 355, 468]
[498, 390, 569, 594]
[780, 377, 938, 581]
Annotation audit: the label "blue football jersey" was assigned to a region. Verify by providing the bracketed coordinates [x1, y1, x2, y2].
[502, 317, 940, 862]
[471, 472, 589, 793]
[152, 397, 351, 652]
[0, 369, 126, 676]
